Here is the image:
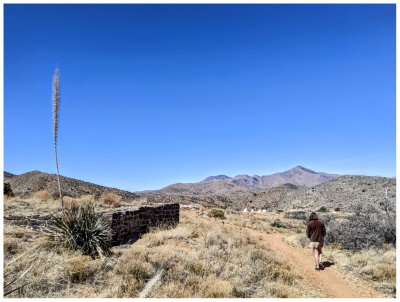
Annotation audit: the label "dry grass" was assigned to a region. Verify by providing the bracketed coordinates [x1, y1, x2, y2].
[32, 190, 52, 201]
[114, 215, 302, 298]
[79, 194, 95, 204]
[62, 195, 95, 210]
[62, 196, 79, 210]
[3, 210, 304, 298]
[3, 224, 118, 298]
[226, 211, 304, 233]
[101, 193, 121, 208]
[64, 256, 103, 283]
[3, 194, 127, 217]
[3, 204, 395, 298]
[4, 196, 62, 216]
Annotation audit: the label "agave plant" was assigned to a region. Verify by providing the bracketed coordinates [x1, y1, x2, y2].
[48, 204, 112, 258]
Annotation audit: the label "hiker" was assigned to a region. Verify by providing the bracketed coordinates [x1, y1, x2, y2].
[306, 212, 326, 271]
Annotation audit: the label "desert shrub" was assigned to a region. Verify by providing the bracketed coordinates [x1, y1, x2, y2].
[334, 207, 340, 212]
[101, 193, 121, 207]
[63, 196, 79, 209]
[48, 204, 112, 258]
[33, 190, 52, 201]
[325, 202, 396, 250]
[4, 183, 14, 197]
[209, 209, 225, 219]
[318, 206, 327, 212]
[284, 211, 307, 221]
[270, 220, 285, 228]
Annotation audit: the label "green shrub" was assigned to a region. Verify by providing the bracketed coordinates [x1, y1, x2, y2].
[334, 207, 340, 212]
[209, 209, 225, 220]
[270, 220, 285, 228]
[4, 183, 14, 197]
[48, 204, 111, 258]
[318, 207, 327, 212]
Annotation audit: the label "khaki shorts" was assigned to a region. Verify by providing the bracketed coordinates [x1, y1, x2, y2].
[309, 242, 323, 250]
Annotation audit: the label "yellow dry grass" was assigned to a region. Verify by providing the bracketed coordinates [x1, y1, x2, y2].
[101, 193, 121, 208]
[32, 190, 52, 201]
[114, 215, 301, 298]
[62, 196, 79, 209]
[3, 210, 303, 298]
[3, 203, 395, 298]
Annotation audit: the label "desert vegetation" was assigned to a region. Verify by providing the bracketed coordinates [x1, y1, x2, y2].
[3, 193, 130, 217]
[4, 183, 14, 198]
[3, 203, 395, 298]
[101, 193, 122, 208]
[48, 204, 112, 258]
[4, 210, 304, 298]
[33, 190, 52, 201]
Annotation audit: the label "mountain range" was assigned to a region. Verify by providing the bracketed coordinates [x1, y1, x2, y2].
[159, 166, 340, 193]
[4, 166, 394, 213]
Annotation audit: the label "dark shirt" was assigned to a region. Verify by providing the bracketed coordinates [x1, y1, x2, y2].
[306, 220, 326, 244]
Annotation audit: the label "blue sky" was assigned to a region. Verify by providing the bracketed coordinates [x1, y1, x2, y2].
[4, 4, 396, 191]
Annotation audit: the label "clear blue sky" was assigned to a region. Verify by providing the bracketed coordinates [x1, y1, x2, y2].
[4, 4, 396, 191]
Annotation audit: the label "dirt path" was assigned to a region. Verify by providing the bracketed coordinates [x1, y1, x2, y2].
[181, 210, 382, 298]
[246, 228, 382, 298]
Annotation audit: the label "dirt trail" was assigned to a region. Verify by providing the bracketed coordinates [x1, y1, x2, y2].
[246, 228, 382, 298]
[181, 210, 382, 298]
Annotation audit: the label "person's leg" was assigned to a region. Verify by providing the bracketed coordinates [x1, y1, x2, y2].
[314, 248, 319, 268]
[317, 245, 324, 269]
[318, 244, 323, 262]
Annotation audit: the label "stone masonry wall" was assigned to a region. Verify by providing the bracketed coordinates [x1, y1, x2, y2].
[5, 203, 180, 246]
[105, 203, 180, 246]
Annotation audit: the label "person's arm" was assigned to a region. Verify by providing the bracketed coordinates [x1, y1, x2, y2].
[306, 223, 311, 238]
[322, 223, 326, 237]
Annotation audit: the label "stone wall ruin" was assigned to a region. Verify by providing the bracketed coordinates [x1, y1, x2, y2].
[4, 203, 180, 246]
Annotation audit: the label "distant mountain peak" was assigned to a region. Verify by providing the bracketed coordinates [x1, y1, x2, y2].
[291, 166, 317, 173]
[200, 175, 232, 183]
[198, 166, 339, 189]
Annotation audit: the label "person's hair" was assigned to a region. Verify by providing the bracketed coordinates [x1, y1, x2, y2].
[309, 212, 319, 221]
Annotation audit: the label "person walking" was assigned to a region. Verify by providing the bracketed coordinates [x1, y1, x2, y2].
[306, 212, 326, 271]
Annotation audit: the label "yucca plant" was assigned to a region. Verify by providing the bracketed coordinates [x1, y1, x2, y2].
[52, 67, 62, 205]
[48, 204, 112, 258]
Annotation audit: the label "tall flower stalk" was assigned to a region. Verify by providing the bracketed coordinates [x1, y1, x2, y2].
[52, 67, 62, 205]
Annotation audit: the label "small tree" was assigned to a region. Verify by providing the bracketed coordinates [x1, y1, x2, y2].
[52, 67, 62, 205]
[4, 183, 14, 198]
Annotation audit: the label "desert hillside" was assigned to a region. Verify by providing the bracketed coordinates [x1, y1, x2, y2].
[243, 175, 396, 213]
[3, 171, 139, 201]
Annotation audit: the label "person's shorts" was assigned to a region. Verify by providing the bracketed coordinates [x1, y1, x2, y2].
[309, 242, 323, 251]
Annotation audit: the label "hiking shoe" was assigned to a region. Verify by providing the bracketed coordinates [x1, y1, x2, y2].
[319, 262, 325, 270]
[315, 267, 321, 271]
